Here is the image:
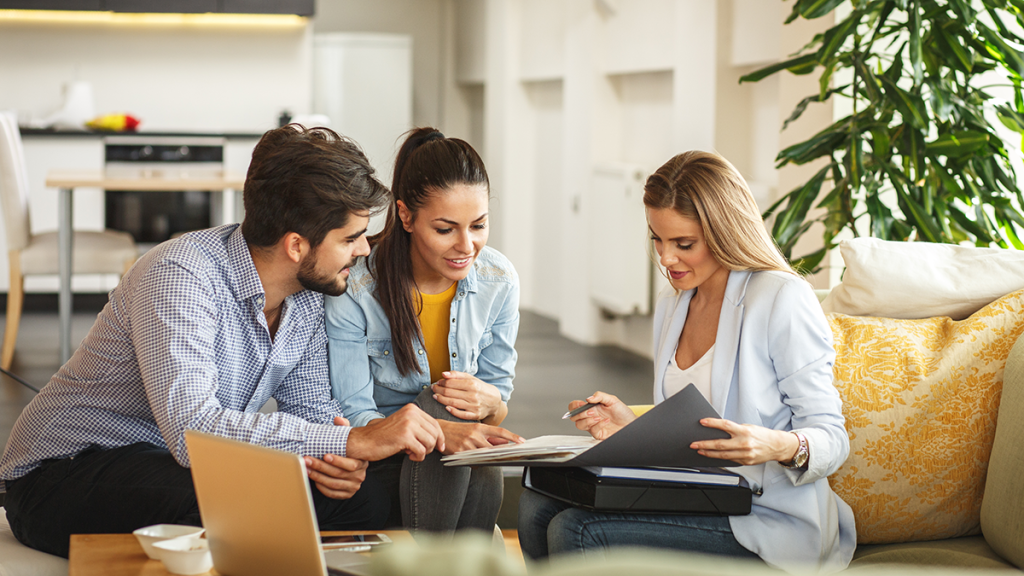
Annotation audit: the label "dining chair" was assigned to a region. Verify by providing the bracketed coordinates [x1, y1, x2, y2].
[0, 111, 138, 369]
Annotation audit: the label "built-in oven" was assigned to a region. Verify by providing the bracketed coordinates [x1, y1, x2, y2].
[104, 136, 225, 248]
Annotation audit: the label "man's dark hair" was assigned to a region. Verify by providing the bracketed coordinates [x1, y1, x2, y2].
[241, 124, 389, 249]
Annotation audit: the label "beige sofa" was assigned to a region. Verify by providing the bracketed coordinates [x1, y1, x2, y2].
[839, 327, 1023, 570]
[2, 293, 1022, 576]
[823, 292, 1024, 571]
[0, 509, 67, 576]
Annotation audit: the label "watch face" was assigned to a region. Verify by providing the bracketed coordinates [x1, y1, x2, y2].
[794, 449, 808, 467]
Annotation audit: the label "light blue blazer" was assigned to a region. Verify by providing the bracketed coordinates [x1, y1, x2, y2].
[652, 269, 856, 572]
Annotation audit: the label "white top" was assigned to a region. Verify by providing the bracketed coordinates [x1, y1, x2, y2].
[663, 344, 714, 401]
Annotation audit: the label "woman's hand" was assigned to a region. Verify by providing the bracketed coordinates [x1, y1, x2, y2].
[432, 371, 504, 423]
[690, 418, 801, 466]
[437, 419, 524, 455]
[569, 391, 637, 440]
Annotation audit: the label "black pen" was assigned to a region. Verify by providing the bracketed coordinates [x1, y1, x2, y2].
[562, 402, 600, 420]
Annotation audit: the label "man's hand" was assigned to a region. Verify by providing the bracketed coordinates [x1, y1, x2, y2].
[345, 404, 445, 462]
[437, 419, 524, 455]
[304, 454, 367, 499]
[432, 371, 503, 422]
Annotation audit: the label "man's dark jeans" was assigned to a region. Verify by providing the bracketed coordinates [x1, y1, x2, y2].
[4, 441, 389, 558]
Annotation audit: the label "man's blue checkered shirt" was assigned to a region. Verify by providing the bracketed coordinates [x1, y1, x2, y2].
[0, 224, 350, 485]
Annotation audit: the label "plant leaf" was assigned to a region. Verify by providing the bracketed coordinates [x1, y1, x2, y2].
[939, 24, 974, 73]
[880, 77, 928, 128]
[948, 203, 992, 241]
[776, 122, 848, 166]
[909, 1, 924, 83]
[772, 164, 832, 251]
[865, 192, 896, 239]
[791, 247, 829, 275]
[981, 25, 1024, 77]
[929, 83, 955, 121]
[740, 54, 819, 84]
[796, 0, 849, 20]
[818, 12, 862, 65]
[878, 160, 944, 242]
[925, 131, 990, 156]
[996, 103, 1024, 133]
[783, 87, 848, 131]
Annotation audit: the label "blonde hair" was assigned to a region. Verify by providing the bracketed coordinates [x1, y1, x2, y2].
[643, 151, 796, 276]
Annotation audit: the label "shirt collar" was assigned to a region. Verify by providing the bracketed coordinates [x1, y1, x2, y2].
[227, 226, 266, 303]
[458, 260, 479, 295]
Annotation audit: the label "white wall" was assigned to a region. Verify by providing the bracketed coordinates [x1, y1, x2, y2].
[0, 20, 312, 132]
[314, 0, 445, 130]
[443, 0, 835, 356]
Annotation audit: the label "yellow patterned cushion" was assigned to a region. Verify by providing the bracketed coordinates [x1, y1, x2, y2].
[827, 289, 1024, 544]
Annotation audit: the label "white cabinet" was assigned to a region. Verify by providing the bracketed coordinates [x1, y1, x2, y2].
[313, 33, 413, 189]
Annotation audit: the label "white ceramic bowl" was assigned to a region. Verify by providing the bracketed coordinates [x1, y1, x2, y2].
[132, 524, 205, 560]
[152, 537, 214, 575]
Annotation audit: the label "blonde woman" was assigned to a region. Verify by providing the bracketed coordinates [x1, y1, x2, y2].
[518, 152, 856, 573]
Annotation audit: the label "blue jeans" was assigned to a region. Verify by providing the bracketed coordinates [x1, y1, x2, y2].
[366, 388, 503, 536]
[517, 489, 762, 561]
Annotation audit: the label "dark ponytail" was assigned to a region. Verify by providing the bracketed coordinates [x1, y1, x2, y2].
[370, 128, 489, 376]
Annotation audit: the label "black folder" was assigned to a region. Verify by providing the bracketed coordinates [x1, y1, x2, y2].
[523, 466, 752, 515]
[442, 384, 737, 469]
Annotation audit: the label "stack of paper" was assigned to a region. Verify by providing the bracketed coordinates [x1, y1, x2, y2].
[581, 466, 741, 485]
[441, 435, 598, 466]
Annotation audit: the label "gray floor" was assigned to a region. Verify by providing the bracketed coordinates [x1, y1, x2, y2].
[0, 307, 653, 463]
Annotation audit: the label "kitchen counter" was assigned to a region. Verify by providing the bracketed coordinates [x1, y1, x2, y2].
[19, 128, 266, 139]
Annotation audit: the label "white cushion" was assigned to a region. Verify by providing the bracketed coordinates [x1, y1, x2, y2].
[0, 506, 68, 576]
[19, 230, 137, 276]
[821, 237, 1024, 320]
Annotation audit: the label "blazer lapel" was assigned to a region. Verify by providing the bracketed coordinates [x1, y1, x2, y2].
[710, 270, 751, 415]
[654, 289, 692, 404]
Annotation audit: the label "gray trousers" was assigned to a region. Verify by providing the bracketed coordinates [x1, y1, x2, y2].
[367, 388, 503, 536]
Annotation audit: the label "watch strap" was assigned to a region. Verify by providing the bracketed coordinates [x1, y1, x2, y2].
[780, 431, 808, 469]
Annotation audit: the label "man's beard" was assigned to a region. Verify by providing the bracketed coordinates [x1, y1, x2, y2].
[297, 253, 357, 297]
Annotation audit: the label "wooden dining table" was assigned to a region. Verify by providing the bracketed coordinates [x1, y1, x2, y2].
[45, 170, 246, 363]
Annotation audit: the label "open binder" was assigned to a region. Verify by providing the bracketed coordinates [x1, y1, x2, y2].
[442, 384, 737, 469]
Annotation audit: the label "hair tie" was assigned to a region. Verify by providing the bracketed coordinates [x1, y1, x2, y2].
[424, 130, 445, 143]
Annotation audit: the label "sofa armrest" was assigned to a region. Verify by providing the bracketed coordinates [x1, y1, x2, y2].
[980, 332, 1024, 569]
[630, 405, 654, 417]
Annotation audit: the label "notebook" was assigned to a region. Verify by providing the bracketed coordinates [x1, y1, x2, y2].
[184, 430, 374, 576]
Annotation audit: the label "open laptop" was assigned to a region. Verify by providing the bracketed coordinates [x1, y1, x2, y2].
[184, 430, 373, 576]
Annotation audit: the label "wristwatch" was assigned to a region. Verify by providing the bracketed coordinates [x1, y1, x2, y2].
[780, 432, 809, 469]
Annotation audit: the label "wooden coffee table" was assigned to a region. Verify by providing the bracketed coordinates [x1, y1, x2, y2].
[68, 530, 414, 576]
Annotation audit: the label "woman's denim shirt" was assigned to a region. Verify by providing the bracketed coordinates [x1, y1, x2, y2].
[325, 245, 520, 428]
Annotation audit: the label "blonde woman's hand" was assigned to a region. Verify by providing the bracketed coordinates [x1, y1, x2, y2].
[690, 418, 801, 466]
[569, 391, 637, 440]
[432, 371, 503, 422]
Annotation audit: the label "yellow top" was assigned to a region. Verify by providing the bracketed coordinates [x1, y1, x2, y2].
[418, 282, 458, 383]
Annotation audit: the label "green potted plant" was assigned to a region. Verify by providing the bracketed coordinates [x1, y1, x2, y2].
[741, 0, 1024, 272]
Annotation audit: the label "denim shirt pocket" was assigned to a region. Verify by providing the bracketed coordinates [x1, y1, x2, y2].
[468, 330, 494, 373]
[367, 339, 405, 390]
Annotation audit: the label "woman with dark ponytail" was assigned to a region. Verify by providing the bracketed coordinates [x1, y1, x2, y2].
[325, 128, 523, 535]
